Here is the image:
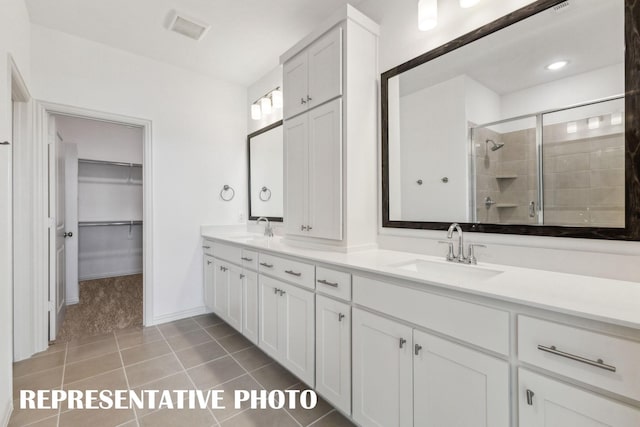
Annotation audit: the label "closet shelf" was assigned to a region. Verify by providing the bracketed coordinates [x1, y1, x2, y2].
[79, 220, 143, 227]
[79, 158, 142, 168]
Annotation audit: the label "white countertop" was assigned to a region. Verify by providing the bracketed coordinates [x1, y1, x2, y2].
[201, 230, 640, 330]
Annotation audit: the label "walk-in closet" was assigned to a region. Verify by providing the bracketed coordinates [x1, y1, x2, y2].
[53, 114, 144, 341]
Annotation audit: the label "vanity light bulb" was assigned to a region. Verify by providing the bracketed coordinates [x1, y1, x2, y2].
[588, 117, 600, 130]
[251, 104, 262, 120]
[260, 97, 272, 115]
[459, 0, 480, 8]
[271, 89, 283, 109]
[418, 0, 438, 31]
[611, 112, 623, 126]
[566, 122, 577, 134]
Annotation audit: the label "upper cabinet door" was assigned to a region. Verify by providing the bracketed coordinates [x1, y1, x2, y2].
[308, 98, 343, 240]
[307, 26, 343, 110]
[283, 52, 309, 120]
[413, 329, 510, 427]
[284, 114, 309, 236]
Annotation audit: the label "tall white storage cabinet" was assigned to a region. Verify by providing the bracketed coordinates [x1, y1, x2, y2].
[281, 5, 379, 249]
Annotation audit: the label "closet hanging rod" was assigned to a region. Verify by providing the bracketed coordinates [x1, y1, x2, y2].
[78, 158, 142, 168]
[79, 220, 143, 227]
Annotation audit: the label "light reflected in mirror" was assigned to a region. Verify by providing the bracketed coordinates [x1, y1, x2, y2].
[386, 0, 625, 229]
[248, 121, 283, 221]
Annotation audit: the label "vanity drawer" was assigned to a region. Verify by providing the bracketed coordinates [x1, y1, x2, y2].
[258, 253, 315, 290]
[202, 240, 215, 256]
[212, 242, 243, 265]
[241, 249, 258, 271]
[353, 275, 509, 355]
[518, 315, 640, 400]
[316, 267, 351, 301]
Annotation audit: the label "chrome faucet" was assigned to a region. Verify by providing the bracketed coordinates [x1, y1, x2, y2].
[439, 223, 486, 264]
[256, 217, 274, 237]
[446, 223, 466, 263]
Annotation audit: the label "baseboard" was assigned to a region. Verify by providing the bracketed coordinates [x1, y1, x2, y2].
[1, 397, 12, 427]
[151, 306, 207, 326]
[65, 297, 80, 305]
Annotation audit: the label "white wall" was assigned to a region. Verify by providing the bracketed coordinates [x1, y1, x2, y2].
[0, 0, 31, 422]
[30, 24, 248, 322]
[247, 66, 283, 134]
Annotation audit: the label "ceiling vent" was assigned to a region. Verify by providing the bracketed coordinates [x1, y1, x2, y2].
[553, 1, 570, 13]
[168, 11, 210, 41]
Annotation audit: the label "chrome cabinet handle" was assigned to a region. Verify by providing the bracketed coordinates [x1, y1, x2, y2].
[399, 338, 407, 349]
[202, 245, 211, 249]
[537, 345, 616, 372]
[301, 225, 307, 231]
[240, 274, 245, 279]
[241, 257, 253, 262]
[63, 231, 73, 238]
[207, 260, 212, 265]
[307, 226, 313, 231]
[414, 344, 423, 355]
[307, 95, 312, 101]
[285, 270, 301, 277]
[338, 313, 345, 322]
[260, 262, 273, 268]
[317, 279, 338, 288]
[278, 289, 286, 296]
[274, 288, 279, 294]
[526, 389, 535, 406]
[301, 98, 306, 104]
[219, 266, 228, 272]
[0, 141, 10, 145]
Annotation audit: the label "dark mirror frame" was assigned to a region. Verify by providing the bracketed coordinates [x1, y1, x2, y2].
[248, 120, 284, 222]
[381, 0, 640, 241]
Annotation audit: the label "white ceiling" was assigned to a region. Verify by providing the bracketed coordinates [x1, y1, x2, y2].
[25, 0, 364, 87]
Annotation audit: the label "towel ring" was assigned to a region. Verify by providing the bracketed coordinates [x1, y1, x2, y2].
[259, 186, 272, 201]
[220, 185, 235, 201]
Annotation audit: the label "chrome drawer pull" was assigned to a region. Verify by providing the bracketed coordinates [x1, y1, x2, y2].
[285, 270, 302, 277]
[399, 338, 407, 349]
[202, 246, 211, 249]
[317, 279, 338, 288]
[241, 257, 253, 262]
[260, 262, 273, 268]
[338, 313, 345, 322]
[526, 389, 534, 406]
[537, 345, 616, 372]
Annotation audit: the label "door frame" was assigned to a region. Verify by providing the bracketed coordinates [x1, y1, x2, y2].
[16, 100, 154, 358]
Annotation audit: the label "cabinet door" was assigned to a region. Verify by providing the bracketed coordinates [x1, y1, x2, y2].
[316, 295, 351, 415]
[353, 308, 413, 427]
[307, 26, 342, 109]
[308, 98, 343, 240]
[242, 271, 259, 344]
[413, 329, 509, 427]
[519, 369, 640, 427]
[259, 275, 282, 359]
[203, 255, 215, 310]
[226, 263, 243, 333]
[283, 51, 308, 120]
[284, 113, 309, 236]
[281, 281, 315, 387]
[213, 259, 229, 319]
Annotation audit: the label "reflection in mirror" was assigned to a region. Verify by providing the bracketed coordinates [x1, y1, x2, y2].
[383, 0, 635, 238]
[248, 121, 283, 221]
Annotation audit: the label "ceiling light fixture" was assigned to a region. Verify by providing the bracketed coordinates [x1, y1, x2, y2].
[418, 0, 438, 31]
[611, 112, 623, 126]
[250, 87, 282, 120]
[459, 0, 481, 8]
[566, 122, 577, 134]
[546, 60, 569, 71]
[588, 117, 600, 130]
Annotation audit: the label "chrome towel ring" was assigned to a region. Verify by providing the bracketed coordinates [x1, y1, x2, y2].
[259, 186, 272, 201]
[220, 185, 235, 201]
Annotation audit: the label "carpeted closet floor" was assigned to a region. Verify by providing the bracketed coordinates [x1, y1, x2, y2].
[56, 274, 143, 342]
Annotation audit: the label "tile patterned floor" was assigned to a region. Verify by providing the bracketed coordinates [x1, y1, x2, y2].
[10, 314, 355, 427]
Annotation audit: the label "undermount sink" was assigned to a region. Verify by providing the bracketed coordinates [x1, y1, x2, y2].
[391, 259, 503, 282]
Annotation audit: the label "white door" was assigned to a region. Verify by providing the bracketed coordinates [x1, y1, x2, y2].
[203, 255, 215, 310]
[213, 259, 228, 319]
[49, 116, 66, 341]
[316, 295, 351, 414]
[242, 270, 259, 344]
[519, 369, 640, 427]
[413, 329, 510, 427]
[307, 26, 343, 109]
[307, 98, 342, 240]
[259, 275, 281, 359]
[226, 263, 243, 333]
[353, 308, 413, 427]
[64, 143, 79, 305]
[284, 114, 308, 236]
[283, 51, 308, 120]
[281, 281, 315, 387]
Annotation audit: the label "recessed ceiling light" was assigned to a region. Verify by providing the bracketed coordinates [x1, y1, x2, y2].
[418, 0, 438, 31]
[546, 60, 569, 71]
[459, 0, 481, 8]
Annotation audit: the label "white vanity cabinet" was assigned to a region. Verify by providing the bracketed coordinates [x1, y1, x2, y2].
[283, 26, 342, 120]
[242, 270, 259, 344]
[258, 275, 315, 386]
[315, 295, 351, 415]
[285, 98, 342, 240]
[211, 259, 242, 333]
[518, 369, 640, 427]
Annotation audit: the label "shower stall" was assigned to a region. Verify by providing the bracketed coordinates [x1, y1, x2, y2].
[471, 96, 625, 227]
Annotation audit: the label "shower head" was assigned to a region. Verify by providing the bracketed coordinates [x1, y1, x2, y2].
[486, 139, 505, 152]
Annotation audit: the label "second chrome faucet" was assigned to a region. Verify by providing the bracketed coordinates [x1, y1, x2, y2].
[439, 223, 485, 265]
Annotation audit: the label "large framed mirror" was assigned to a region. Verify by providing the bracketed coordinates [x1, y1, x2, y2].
[381, 0, 639, 240]
[248, 121, 284, 221]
